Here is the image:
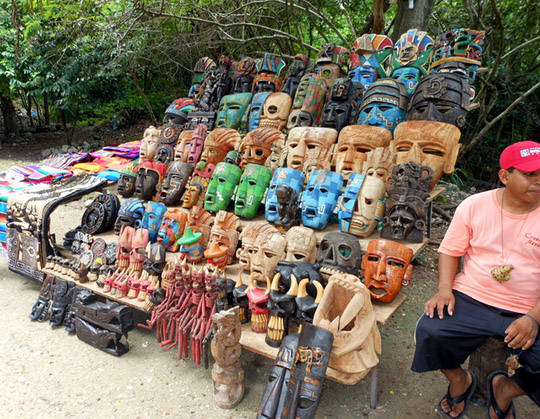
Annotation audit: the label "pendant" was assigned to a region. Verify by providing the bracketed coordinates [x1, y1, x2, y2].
[490, 265, 514, 283]
[505, 354, 522, 376]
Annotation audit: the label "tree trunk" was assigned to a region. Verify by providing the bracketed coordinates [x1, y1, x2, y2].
[0, 77, 19, 139]
[391, 0, 436, 42]
[43, 92, 50, 125]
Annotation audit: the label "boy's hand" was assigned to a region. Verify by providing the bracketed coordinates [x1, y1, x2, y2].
[424, 289, 455, 319]
[505, 315, 538, 350]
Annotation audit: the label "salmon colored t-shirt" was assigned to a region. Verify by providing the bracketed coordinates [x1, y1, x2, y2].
[439, 189, 540, 313]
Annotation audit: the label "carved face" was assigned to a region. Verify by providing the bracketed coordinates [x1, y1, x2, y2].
[301, 170, 344, 230]
[155, 144, 174, 165]
[235, 164, 272, 219]
[318, 63, 342, 89]
[312, 274, 380, 375]
[348, 66, 377, 91]
[337, 173, 365, 234]
[186, 205, 213, 248]
[286, 127, 337, 177]
[393, 121, 461, 188]
[239, 127, 283, 170]
[334, 125, 391, 181]
[252, 73, 283, 95]
[200, 128, 241, 166]
[247, 92, 271, 132]
[158, 161, 194, 206]
[114, 198, 145, 235]
[296, 74, 328, 128]
[204, 162, 242, 213]
[349, 176, 386, 237]
[237, 221, 279, 272]
[275, 186, 300, 230]
[157, 209, 187, 252]
[391, 67, 422, 95]
[215, 93, 253, 130]
[251, 232, 287, 284]
[182, 181, 204, 209]
[320, 101, 355, 133]
[175, 130, 194, 162]
[361, 147, 396, 191]
[393, 29, 434, 69]
[134, 162, 167, 201]
[266, 168, 305, 223]
[117, 172, 137, 198]
[141, 201, 167, 243]
[285, 226, 317, 263]
[139, 126, 160, 161]
[287, 74, 312, 130]
[258, 93, 292, 131]
[362, 239, 413, 303]
[186, 124, 207, 166]
[316, 231, 362, 277]
[407, 73, 471, 128]
[208, 211, 240, 264]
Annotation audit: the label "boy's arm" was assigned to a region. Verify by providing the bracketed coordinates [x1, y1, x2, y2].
[505, 300, 540, 350]
[424, 253, 460, 319]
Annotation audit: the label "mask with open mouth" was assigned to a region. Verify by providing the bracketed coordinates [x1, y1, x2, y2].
[215, 92, 253, 131]
[362, 239, 413, 303]
[239, 127, 284, 170]
[316, 231, 362, 278]
[265, 168, 305, 223]
[286, 127, 337, 178]
[301, 170, 343, 230]
[312, 273, 381, 377]
[158, 161, 194, 206]
[237, 221, 279, 272]
[285, 226, 317, 264]
[208, 210, 240, 265]
[200, 128, 241, 166]
[139, 126, 160, 161]
[204, 162, 242, 213]
[157, 209, 187, 252]
[140, 201, 168, 243]
[235, 164, 272, 219]
[361, 146, 396, 192]
[175, 129, 194, 163]
[250, 231, 287, 286]
[266, 272, 298, 347]
[186, 124, 208, 167]
[347, 175, 386, 238]
[333, 125, 392, 182]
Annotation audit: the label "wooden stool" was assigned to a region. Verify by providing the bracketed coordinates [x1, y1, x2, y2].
[468, 338, 509, 404]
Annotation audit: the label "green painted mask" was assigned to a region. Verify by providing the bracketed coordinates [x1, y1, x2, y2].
[215, 93, 253, 131]
[235, 164, 272, 219]
[204, 162, 242, 213]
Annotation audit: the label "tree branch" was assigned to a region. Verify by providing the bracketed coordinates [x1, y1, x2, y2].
[501, 35, 540, 60]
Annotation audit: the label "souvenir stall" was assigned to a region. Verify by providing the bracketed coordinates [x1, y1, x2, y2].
[7, 27, 485, 417]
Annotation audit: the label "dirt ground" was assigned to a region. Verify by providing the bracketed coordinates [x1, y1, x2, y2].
[0, 125, 537, 418]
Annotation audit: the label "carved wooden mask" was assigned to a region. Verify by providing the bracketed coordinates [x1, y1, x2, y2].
[361, 147, 396, 191]
[208, 211, 240, 265]
[250, 231, 287, 285]
[200, 128, 241, 166]
[349, 175, 386, 238]
[237, 221, 279, 272]
[285, 226, 317, 264]
[258, 93, 292, 132]
[139, 126, 160, 161]
[286, 127, 337, 176]
[239, 128, 284, 170]
[175, 130, 194, 162]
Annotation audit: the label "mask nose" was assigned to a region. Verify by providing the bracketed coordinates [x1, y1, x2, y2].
[408, 142, 422, 163]
[375, 258, 386, 281]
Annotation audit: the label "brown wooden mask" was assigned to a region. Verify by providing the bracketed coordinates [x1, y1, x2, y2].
[236, 221, 279, 272]
[393, 121, 461, 188]
[349, 175, 386, 238]
[208, 211, 240, 265]
[239, 128, 284, 170]
[200, 128, 241, 166]
[250, 231, 287, 285]
[186, 204, 213, 248]
[361, 239, 413, 303]
[334, 125, 391, 181]
[361, 147, 396, 192]
[182, 181, 204, 209]
[285, 226, 317, 264]
[175, 129, 194, 162]
[313, 273, 381, 377]
[286, 127, 337, 177]
[258, 93, 292, 132]
[139, 126, 160, 161]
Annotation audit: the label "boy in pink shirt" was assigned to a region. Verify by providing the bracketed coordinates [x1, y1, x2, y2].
[412, 141, 540, 419]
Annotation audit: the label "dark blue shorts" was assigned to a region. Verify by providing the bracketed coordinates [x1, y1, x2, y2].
[411, 290, 540, 406]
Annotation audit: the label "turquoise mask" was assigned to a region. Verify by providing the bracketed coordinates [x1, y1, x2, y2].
[391, 67, 422, 95]
[216, 93, 253, 130]
[248, 92, 271, 132]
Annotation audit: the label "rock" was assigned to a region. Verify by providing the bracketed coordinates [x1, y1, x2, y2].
[61, 145, 70, 152]
[41, 149, 52, 157]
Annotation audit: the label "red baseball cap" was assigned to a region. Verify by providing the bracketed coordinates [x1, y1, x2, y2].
[500, 141, 540, 172]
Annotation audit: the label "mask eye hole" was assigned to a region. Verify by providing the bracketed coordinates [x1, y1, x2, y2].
[436, 105, 452, 114]
[298, 397, 315, 410]
[388, 260, 404, 268]
[338, 244, 352, 258]
[423, 148, 444, 157]
[320, 241, 329, 252]
[255, 150, 264, 156]
[319, 188, 328, 194]
[365, 198, 372, 205]
[307, 144, 316, 150]
[379, 105, 392, 111]
[268, 106, 278, 114]
[293, 253, 305, 260]
[248, 180, 256, 187]
[367, 255, 380, 262]
[264, 251, 275, 258]
[289, 142, 298, 149]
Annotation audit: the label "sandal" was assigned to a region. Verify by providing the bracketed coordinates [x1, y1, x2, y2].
[438, 369, 477, 419]
[486, 371, 516, 419]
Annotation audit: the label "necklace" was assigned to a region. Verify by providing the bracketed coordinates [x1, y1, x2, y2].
[490, 190, 530, 283]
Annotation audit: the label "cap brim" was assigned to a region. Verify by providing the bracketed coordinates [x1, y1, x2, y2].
[512, 160, 540, 172]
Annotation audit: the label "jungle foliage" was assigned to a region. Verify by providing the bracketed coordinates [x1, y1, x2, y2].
[1, 0, 539, 183]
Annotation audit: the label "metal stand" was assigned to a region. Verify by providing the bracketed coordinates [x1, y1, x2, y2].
[370, 365, 379, 409]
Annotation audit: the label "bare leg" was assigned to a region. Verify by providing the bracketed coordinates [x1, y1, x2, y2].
[439, 368, 472, 418]
[488, 374, 525, 419]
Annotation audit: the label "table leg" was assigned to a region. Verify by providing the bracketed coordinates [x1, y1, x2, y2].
[370, 365, 379, 409]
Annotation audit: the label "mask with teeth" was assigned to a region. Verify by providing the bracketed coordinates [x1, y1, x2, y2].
[361, 147, 396, 192]
[333, 125, 391, 182]
[248, 92, 272, 132]
[266, 273, 298, 347]
[286, 127, 337, 178]
[239, 127, 284, 170]
[208, 210, 240, 265]
[362, 239, 413, 303]
[215, 93, 253, 130]
[158, 161, 194, 206]
[393, 120, 461, 188]
[301, 170, 343, 230]
[247, 274, 271, 333]
[142, 242, 167, 277]
[285, 226, 317, 264]
[204, 162, 242, 213]
[316, 231, 362, 277]
[237, 221, 279, 272]
[259, 93, 292, 132]
[273, 260, 325, 300]
[295, 277, 324, 324]
[265, 168, 305, 223]
[235, 164, 272, 219]
[312, 273, 381, 376]
[250, 231, 287, 286]
[174, 130, 194, 163]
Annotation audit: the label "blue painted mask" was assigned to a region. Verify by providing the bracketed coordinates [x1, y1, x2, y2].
[301, 170, 344, 230]
[141, 201, 168, 243]
[357, 79, 409, 133]
[248, 92, 272, 132]
[337, 174, 365, 233]
[265, 168, 305, 223]
[348, 66, 376, 91]
[391, 67, 422, 95]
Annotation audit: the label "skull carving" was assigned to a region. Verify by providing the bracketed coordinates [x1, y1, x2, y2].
[362, 239, 413, 303]
[258, 93, 292, 132]
[316, 231, 362, 278]
[285, 226, 318, 264]
[266, 273, 298, 347]
[247, 275, 271, 333]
